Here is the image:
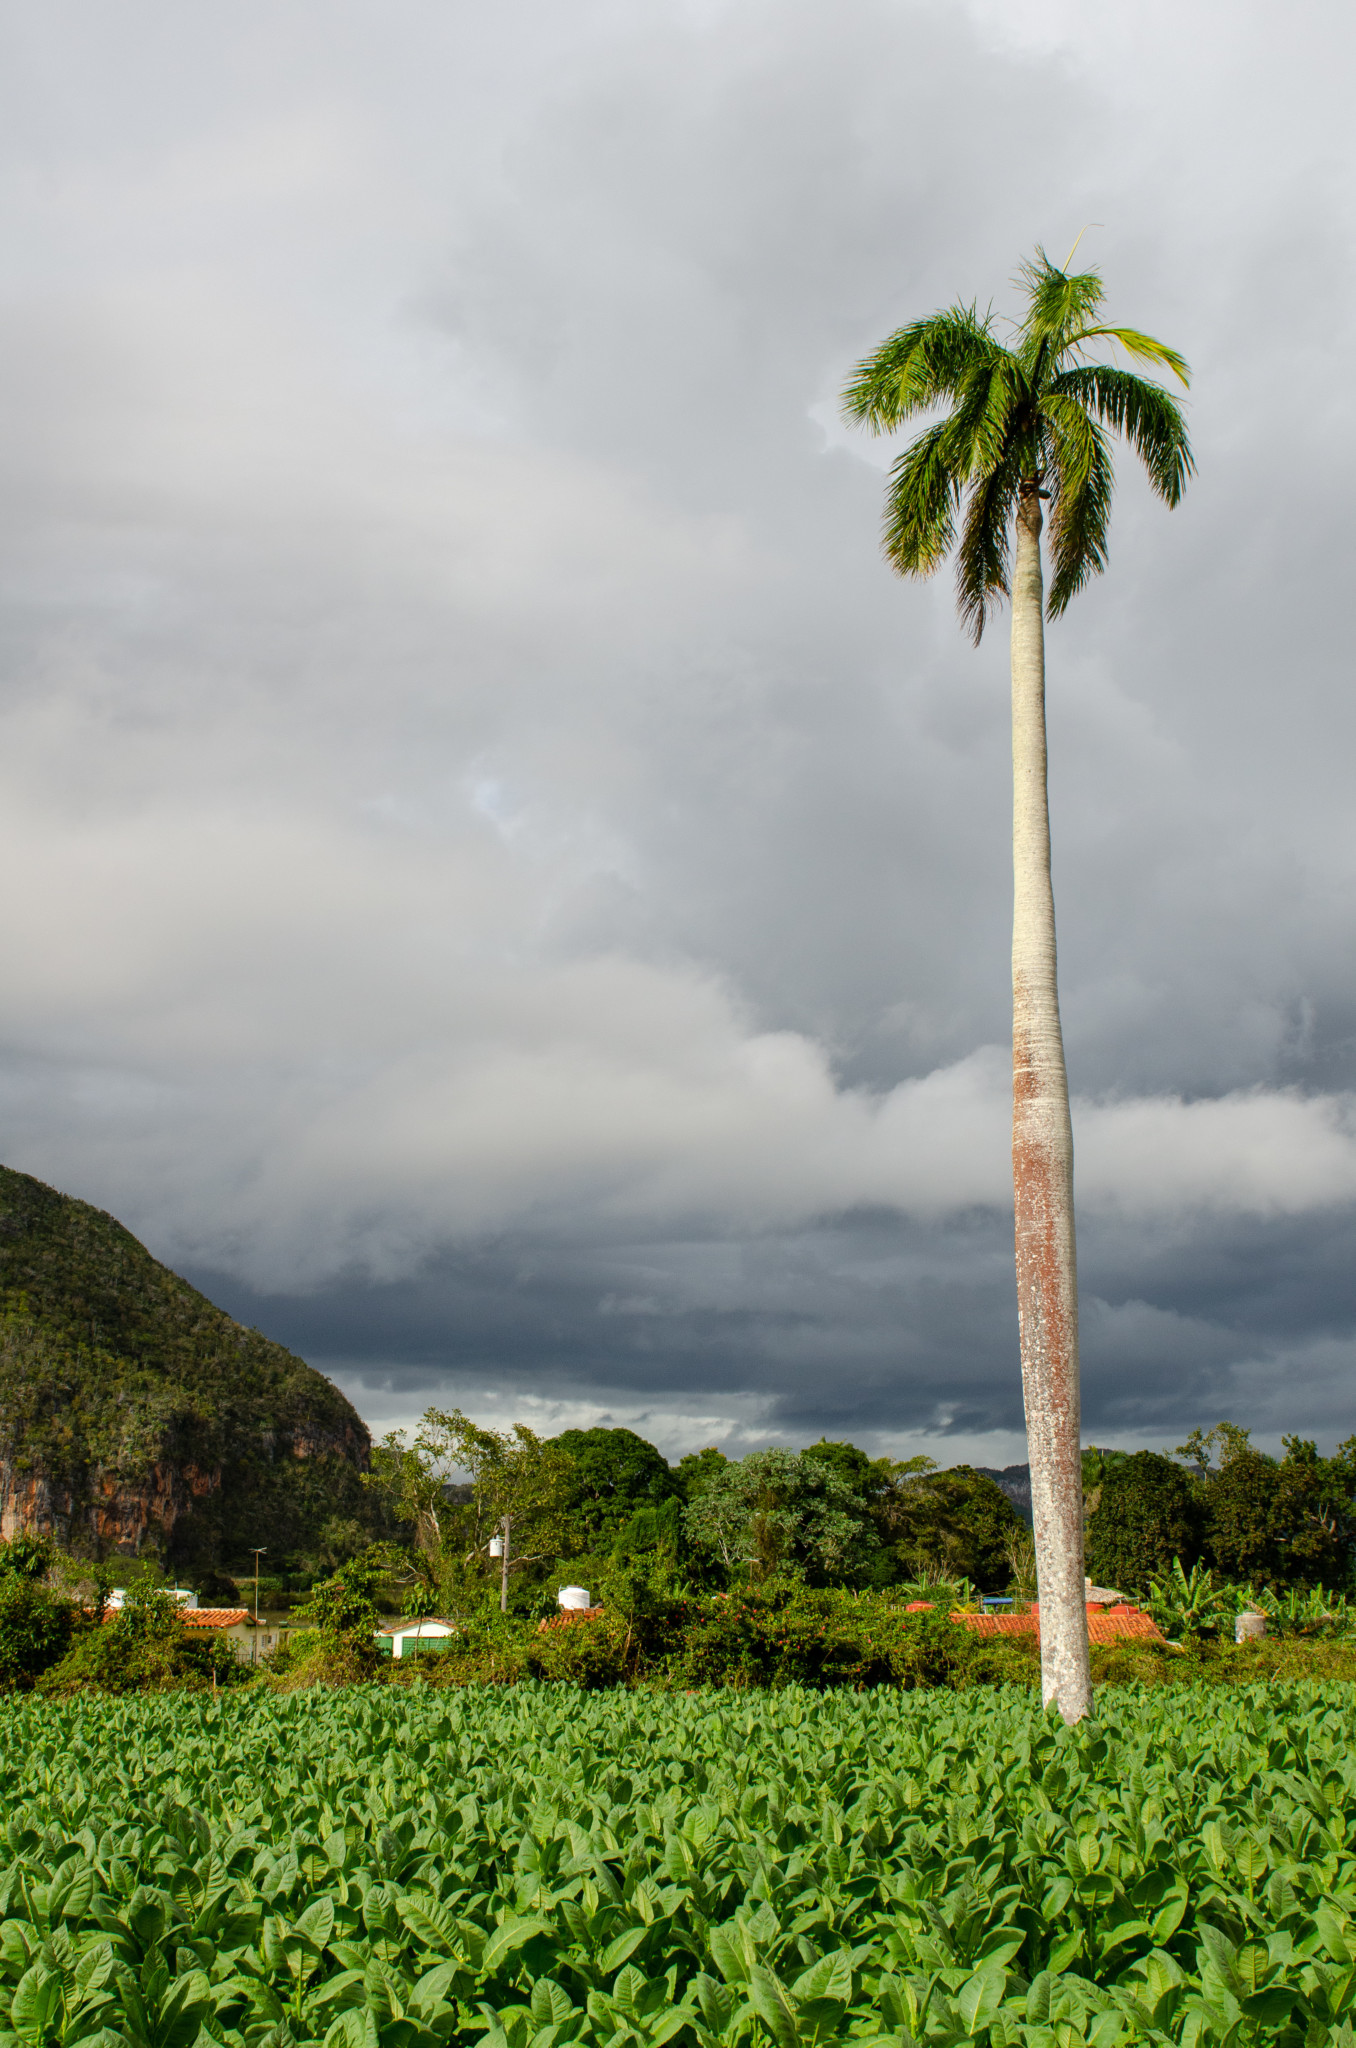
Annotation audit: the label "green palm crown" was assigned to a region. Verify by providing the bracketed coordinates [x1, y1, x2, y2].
[841, 248, 1194, 640]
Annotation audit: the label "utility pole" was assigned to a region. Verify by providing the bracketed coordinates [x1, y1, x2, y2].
[250, 1548, 266, 1665]
[489, 1517, 511, 1612]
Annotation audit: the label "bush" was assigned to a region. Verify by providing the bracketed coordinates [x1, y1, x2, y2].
[528, 1609, 636, 1688]
[0, 1574, 77, 1688]
[427, 1613, 532, 1687]
[291, 1554, 383, 1678]
[39, 1584, 247, 1695]
[523, 1586, 996, 1691]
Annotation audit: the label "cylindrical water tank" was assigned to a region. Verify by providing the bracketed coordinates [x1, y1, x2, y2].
[1235, 1610, 1266, 1643]
[558, 1585, 591, 1610]
[488, 1534, 504, 1558]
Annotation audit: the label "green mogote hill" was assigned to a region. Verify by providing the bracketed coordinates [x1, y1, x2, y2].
[0, 1163, 370, 1570]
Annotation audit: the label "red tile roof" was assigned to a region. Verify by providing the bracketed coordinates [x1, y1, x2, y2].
[952, 1602, 1163, 1644]
[537, 1606, 606, 1632]
[180, 1608, 250, 1628]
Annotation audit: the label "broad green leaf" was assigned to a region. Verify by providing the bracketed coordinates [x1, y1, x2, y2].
[1240, 1987, 1297, 2025]
[295, 1897, 335, 1951]
[600, 1927, 649, 1974]
[709, 1926, 752, 1986]
[11, 1965, 60, 2046]
[483, 1917, 549, 1974]
[747, 1966, 798, 2048]
[399, 1893, 460, 1948]
[790, 1952, 851, 2004]
[955, 1963, 1005, 2035]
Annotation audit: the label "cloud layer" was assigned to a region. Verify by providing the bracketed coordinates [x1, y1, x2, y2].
[0, 0, 1354, 1457]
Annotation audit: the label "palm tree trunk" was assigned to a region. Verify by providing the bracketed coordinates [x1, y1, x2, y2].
[1010, 484, 1092, 1724]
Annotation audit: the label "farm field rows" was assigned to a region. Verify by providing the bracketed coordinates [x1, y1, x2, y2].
[2, 1684, 1355, 2047]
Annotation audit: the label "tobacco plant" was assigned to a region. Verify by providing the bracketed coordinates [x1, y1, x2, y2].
[1, 1682, 1355, 2046]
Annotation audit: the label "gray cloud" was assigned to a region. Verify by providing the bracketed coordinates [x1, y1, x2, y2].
[0, 0, 1353, 1461]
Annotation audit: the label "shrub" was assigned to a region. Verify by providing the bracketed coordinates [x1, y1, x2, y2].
[529, 1610, 635, 1689]
[0, 1574, 77, 1688]
[427, 1613, 533, 1687]
[39, 1584, 246, 1695]
[292, 1554, 383, 1678]
[666, 1586, 987, 1690]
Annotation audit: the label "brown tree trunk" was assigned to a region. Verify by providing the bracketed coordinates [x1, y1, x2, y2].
[1010, 484, 1092, 1723]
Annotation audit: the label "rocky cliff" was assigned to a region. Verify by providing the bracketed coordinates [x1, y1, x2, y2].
[0, 1163, 372, 1569]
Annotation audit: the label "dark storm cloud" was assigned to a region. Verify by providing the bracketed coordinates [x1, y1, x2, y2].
[0, 0, 1353, 1462]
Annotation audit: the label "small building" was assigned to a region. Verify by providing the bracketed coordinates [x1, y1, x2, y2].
[538, 1605, 605, 1632]
[181, 1608, 282, 1659]
[107, 1586, 199, 1610]
[375, 1617, 457, 1659]
[950, 1601, 1164, 1645]
[97, 1599, 279, 1659]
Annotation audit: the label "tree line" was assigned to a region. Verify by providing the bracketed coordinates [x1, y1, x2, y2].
[1083, 1425, 1356, 1596]
[356, 1411, 1356, 1627]
[362, 1412, 1030, 1620]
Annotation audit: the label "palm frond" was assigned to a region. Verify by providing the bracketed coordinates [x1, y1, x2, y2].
[842, 247, 1194, 630]
[955, 455, 1021, 644]
[880, 422, 962, 577]
[841, 305, 1001, 430]
[1048, 364, 1194, 504]
[1018, 249, 1105, 354]
[947, 352, 1028, 478]
[922, 349, 1019, 482]
[1063, 326, 1190, 386]
[1040, 401, 1114, 615]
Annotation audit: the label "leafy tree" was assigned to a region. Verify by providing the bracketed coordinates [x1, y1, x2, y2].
[674, 1446, 730, 1499]
[294, 1553, 384, 1677]
[366, 1407, 575, 1614]
[1084, 1451, 1204, 1594]
[682, 1448, 878, 1586]
[874, 1464, 1026, 1591]
[842, 247, 1192, 1721]
[1175, 1421, 1255, 1477]
[551, 1427, 681, 1549]
[1199, 1438, 1346, 1590]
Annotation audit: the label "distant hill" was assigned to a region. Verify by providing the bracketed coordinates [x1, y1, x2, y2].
[0, 1164, 371, 1572]
[974, 1464, 1032, 1524]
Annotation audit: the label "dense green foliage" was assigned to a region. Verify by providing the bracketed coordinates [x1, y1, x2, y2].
[553, 1431, 683, 1549]
[39, 1584, 247, 1697]
[0, 1540, 75, 1690]
[364, 1418, 1030, 1623]
[0, 1163, 374, 1577]
[438, 1591, 1000, 1694]
[1084, 1433, 1356, 1597]
[4, 1683, 1356, 2045]
[1084, 1454, 1204, 1593]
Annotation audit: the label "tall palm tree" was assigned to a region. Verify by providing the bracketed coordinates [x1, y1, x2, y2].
[842, 249, 1192, 1721]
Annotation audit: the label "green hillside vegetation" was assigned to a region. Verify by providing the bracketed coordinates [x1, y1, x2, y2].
[0, 1163, 373, 1576]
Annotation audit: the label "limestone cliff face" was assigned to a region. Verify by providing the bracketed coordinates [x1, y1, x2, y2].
[0, 1164, 372, 1566]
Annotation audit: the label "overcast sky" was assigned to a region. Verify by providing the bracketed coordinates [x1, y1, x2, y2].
[1, 0, 1353, 1465]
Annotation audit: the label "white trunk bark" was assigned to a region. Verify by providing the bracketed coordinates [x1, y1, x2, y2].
[1010, 487, 1092, 1724]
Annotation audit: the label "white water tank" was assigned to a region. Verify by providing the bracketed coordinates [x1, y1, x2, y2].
[557, 1585, 591, 1610]
[488, 1534, 504, 1557]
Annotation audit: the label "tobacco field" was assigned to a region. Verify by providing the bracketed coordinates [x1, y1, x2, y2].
[1, 1684, 1355, 2048]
